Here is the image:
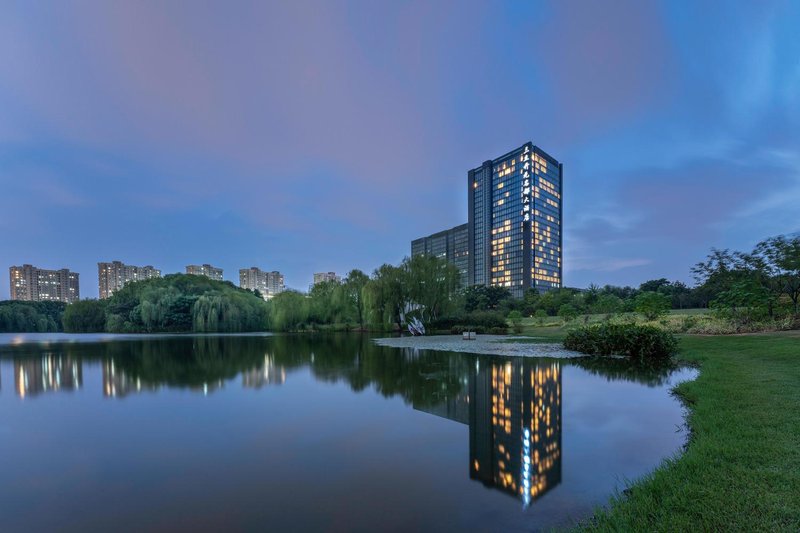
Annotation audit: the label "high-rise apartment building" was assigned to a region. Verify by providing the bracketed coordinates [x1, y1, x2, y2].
[186, 264, 223, 281]
[98, 261, 161, 299]
[411, 223, 469, 287]
[239, 267, 285, 299]
[9, 264, 80, 303]
[313, 272, 340, 286]
[469, 142, 562, 297]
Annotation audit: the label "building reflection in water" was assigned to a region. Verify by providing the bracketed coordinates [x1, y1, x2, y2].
[14, 355, 83, 399]
[242, 355, 286, 389]
[103, 360, 159, 398]
[415, 358, 562, 506]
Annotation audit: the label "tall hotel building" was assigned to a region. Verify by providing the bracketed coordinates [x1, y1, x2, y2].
[98, 261, 161, 299]
[469, 142, 562, 297]
[186, 264, 223, 281]
[239, 267, 285, 299]
[9, 265, 80, 303]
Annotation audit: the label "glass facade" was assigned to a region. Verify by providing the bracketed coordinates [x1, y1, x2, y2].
[410, 223, 469, 287]
[469, 142, 562, 297]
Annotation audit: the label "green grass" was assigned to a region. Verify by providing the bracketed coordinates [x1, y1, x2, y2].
[576, 331, 800, 531]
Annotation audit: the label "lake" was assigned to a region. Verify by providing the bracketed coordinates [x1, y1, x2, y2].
[0, 333, 695, 532]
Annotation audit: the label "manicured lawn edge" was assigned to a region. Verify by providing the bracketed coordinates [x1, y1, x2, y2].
[574, 332, 800, 531]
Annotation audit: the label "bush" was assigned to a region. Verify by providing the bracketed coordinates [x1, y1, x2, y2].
[563, 324, 678, 360]
[507, 310, 523, 333]
[431, 311, 507, 332]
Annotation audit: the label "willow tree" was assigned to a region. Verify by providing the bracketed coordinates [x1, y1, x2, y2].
[404, 254, 461, 322]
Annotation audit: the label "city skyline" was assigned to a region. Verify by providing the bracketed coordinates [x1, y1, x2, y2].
[1, 2, 799, 300]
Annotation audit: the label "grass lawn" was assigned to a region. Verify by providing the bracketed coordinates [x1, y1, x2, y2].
[577, 331, 800, 531]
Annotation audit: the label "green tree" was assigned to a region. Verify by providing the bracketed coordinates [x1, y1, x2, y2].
[63, 299, 107, 332]
[592, 294, 623, 314]
[710, 278, 773, 324]
[507, 310, 523, 334]
[752, 235, 800, 316]
[405, 255, 461, 322]
[344, 269, 370, 329]
[557, 304, 578, 321]
[634, 291, 671, 320]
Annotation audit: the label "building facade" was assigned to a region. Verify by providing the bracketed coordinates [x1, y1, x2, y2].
[186, 264, 224, 281]
[239, 267, 285, 299]
[411, 223, 469, 287]
[313, 272, 340, 286]
[469, 142, 563, 297]
[9, 264, 80, 303]
[98, 261, 161, 299]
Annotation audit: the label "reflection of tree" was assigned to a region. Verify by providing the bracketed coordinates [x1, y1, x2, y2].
[571, 356, 679, 387]
[1, 334, 677, 405]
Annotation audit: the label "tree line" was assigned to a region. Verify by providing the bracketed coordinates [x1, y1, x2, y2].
[63, 274, 269, 333]
[266, 254, 462, 331]
[0, 301, 66, 333]
[2, 233, 797, 333]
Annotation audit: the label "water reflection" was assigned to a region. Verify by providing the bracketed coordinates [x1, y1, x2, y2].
[470, 359, 561, 505]
[14, 355, 82, 398]
[242, 355, 286, 388]
[103, 360, 159, 398]
[0, 334, 691, 531]
[414, 358, 562, 504]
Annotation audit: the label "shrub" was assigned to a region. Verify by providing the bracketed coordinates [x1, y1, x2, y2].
[563, 324, 678, 360]
[431, 311, 507, 332]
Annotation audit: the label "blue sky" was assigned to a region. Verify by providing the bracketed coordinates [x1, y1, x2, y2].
[1, 1, 799, 298]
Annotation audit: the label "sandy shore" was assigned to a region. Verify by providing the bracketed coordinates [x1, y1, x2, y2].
[373, 334, 583, 359]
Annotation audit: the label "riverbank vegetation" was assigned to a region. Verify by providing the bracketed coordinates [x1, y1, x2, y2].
[0, 300, 66, 333]
[267, 255, 463, 331]
[563, 324, 678, 360]
[578, 332, 800, 531]
[63, 275, 268, 333]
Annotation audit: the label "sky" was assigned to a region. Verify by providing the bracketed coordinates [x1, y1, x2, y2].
[1, 1, 799, 298]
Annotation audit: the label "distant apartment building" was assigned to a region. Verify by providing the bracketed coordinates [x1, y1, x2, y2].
[411, 223, 469, 287]
[98, 261, 161, 299]
[9, 264, 80, 303]
[186, 264, 223, 281]
[313, 272, 340, 285]
[239, 267, 285, 299]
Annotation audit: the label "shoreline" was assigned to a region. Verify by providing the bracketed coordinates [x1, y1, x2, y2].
[374, 334, 584, 358]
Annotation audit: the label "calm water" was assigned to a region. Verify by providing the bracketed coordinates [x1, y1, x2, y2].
[0, 333, 695, 532]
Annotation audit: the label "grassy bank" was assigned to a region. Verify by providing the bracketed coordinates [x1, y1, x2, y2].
[578, 331, 800, 531]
